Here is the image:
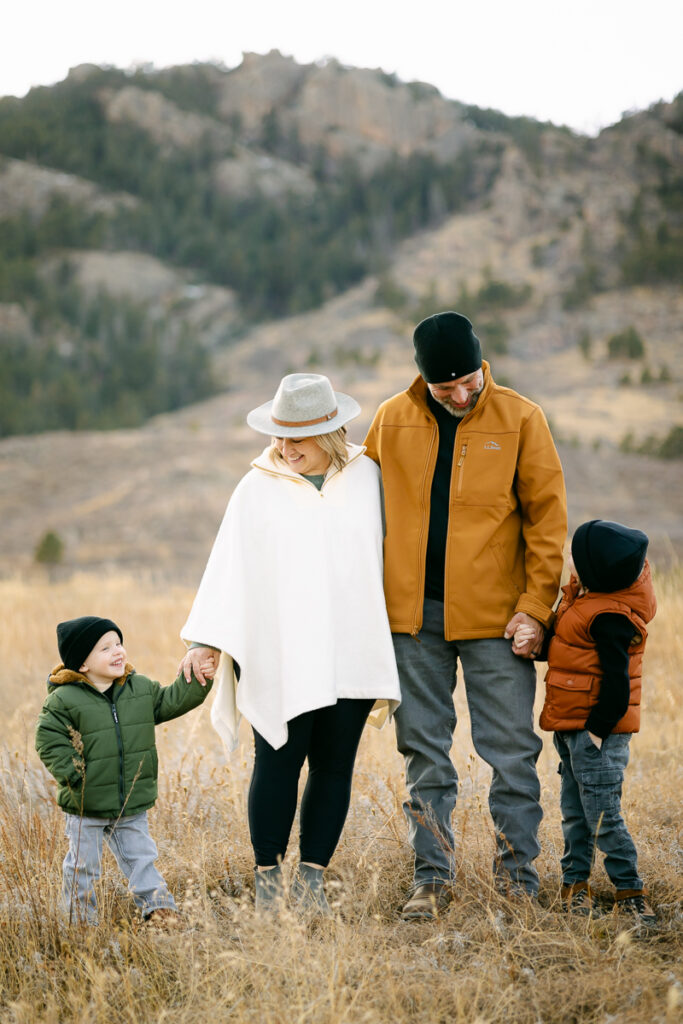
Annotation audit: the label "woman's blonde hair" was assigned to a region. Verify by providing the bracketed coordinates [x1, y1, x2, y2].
[270, 426, 349, 472]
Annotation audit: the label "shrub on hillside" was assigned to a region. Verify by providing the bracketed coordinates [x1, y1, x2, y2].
[34, 530, 64, 565]
[621, 222, 683, 285]
[655, 424, 683, 459]
[607, 326, 646, 360]
[620, 425, 683, 459]
[374, 274, 409, 311]
[474, 276, 531, 311]
[478, 319, 509, 354]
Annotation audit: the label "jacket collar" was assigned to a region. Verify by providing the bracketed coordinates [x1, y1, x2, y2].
[251, 442, 366, 484]
[48, 663, 134, 688]
[406, 361, 493, 422]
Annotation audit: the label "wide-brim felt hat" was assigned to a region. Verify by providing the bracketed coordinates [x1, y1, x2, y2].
[247, 373, 361, 437]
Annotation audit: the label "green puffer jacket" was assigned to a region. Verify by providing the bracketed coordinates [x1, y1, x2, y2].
[35, 663, 212, 818]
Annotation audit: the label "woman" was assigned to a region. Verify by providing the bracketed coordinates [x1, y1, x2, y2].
[179, 373, 400, 914]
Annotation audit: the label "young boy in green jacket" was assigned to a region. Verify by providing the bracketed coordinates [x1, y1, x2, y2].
[36, 616, 213, 926]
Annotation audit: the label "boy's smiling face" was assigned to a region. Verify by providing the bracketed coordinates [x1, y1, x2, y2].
[79, 630, 127, 690]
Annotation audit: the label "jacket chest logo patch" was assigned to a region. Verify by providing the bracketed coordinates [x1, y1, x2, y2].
[484, 440, 501, 450]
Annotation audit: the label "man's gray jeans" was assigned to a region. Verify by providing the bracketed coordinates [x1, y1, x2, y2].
[393, 598, 543, 895]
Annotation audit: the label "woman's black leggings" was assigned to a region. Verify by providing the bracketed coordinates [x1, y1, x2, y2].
[248, 698, 374, 867]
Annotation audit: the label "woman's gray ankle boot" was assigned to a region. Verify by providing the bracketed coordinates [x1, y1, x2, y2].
[254, 866, 284, 912]
[291, 863, 332, 917]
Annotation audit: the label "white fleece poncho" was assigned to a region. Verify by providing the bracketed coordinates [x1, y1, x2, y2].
[181, 444, 401, 751]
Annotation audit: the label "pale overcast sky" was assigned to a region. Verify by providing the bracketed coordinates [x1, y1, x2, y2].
[3, 0, 681, 134]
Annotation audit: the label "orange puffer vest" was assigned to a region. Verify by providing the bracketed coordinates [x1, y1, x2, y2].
[540, 562, 656, 733]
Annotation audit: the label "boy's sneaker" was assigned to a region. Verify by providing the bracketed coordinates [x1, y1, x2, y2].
[145, 907, 181, 930]
[614, 890, 657, 928]
[561, 881, 596, 916]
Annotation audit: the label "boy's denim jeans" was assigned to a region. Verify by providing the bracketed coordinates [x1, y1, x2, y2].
[553, 730, 642, 890]
[393, 598, 543, 895]
[63, 810, 177, 924]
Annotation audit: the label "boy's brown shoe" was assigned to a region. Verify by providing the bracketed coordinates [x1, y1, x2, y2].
[561, 881, 596, 916]
[400, 882, 453, 921]
[614, 889, 657, 928]
[145, 907, 181, 930]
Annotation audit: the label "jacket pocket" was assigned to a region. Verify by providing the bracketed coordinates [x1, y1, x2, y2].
[491, 542, 521, 598]
[542, 673, 599, 727]
[455, 442, 468, 499]
[544, 670, 594, 692]
[59, 776, 84, 814]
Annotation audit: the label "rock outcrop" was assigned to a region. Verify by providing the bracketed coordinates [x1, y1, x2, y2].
[0, 157, 136, 218]
[100, 86, 234, 152]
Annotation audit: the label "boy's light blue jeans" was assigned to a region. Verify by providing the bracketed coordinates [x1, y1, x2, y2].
[553, 730, 642, 890]
[63, 810, 177, 924]
[393, 598, 543, 896]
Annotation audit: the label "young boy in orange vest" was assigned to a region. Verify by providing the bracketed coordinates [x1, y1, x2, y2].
[515, 520, 657, 926]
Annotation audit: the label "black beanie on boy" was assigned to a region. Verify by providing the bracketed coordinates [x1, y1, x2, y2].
[571, 520, 648, 594]
[413, 311, 482, 383]
[57, 616, 123, 672]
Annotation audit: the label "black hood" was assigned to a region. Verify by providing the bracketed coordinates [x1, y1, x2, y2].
[571, 520, 649, 593]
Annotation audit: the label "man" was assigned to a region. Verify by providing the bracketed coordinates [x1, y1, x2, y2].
[364, 311, 566, 919]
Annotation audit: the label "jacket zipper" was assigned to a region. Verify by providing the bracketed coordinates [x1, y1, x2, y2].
[442, 440, 468, 632]
[111, 698, 125, 809]
[412, 425, 438, 637]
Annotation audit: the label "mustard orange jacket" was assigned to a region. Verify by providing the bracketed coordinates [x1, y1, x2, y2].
[364, 363, 567, 639]
[540, 562, 656, 733]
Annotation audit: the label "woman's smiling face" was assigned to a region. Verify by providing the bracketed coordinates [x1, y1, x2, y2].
[274, 435, 331, 475]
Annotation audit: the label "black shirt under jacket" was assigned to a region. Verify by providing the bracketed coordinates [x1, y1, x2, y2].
[424, 391, 460, 603]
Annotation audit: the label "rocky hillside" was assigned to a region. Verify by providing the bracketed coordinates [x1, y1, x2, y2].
[0, 53, 681, 575]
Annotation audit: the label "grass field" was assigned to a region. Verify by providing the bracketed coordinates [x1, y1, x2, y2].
[0, 570, 681, 1023]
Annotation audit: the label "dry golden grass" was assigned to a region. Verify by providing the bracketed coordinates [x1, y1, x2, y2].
[0, 570, 681, 1023]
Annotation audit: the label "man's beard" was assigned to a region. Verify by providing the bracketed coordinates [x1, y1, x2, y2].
[432, 388, 483, 418]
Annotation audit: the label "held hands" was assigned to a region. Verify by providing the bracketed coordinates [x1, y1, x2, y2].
[178, 646, 219, 687]
[504, 612, 544, 659]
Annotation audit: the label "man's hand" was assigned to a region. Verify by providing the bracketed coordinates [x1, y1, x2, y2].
[587, 731, 603, 750]
[177, 646, 219, 687]
[504, 613, 544, 659]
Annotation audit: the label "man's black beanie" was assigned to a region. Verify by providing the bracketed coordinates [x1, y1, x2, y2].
[413, 311, 482, 383]
[57, 616, 123, 671]
[571, 520, 649, 593]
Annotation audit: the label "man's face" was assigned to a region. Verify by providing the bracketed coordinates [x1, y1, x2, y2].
[427, 368, 484, 418]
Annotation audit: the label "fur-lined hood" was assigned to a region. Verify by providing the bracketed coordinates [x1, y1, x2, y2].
[47, 663, 135, 690]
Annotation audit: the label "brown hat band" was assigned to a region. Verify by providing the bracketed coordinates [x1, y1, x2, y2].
[272, 408, 338, 428]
